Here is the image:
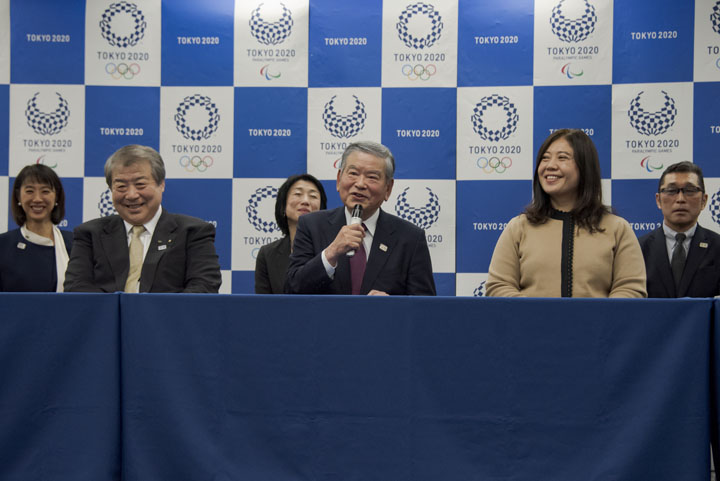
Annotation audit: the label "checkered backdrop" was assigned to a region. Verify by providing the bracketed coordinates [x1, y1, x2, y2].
[0, 0, 719, 295]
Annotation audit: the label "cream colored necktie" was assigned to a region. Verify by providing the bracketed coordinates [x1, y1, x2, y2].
[124, 225, 145, 293]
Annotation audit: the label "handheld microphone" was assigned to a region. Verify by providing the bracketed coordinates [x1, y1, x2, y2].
[346, 204, 363, 257]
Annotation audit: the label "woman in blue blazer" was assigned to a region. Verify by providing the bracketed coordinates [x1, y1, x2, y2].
[0, 164, 73, 292]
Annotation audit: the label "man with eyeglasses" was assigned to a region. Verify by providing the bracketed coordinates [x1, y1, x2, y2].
[639, 161, 720, 297]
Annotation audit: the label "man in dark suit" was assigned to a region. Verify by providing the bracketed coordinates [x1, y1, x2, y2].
[639, 161, 720, 298]
[285, 141, 436, 296]
[64, 145, 221, 293]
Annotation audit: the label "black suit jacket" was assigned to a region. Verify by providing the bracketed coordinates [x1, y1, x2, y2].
[639, 224, 720, 298]
[285, 206, 436, 295]
[64, 210, 221, 293]
[255, 236, 290, 294]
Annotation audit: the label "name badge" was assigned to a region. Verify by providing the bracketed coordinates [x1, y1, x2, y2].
[699, 242, 709, 249]
[17, 242, 26, 250]
[158, 245, 167, 251]
[379, 243, 388, 252]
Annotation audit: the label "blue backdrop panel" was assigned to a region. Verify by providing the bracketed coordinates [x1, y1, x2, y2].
[161, 0, 234, 86]
[163, 178, 232, 270]
[611, 179, 662, 236]
[10, 0, 85, 85]
[533, 85, 612, 177]
[308, 0, 383, 87]
[456, 179, 531, 272]
[233, 87, 308, 178]
[457, 0, 534, 87]
[120, 295, 710, 481]
[612, 0, 694, 84]
[85, 86, 161, 176]
[381, 87, 456, 179]
[694, 81, 720, 177]
[0, 293, 120, 481]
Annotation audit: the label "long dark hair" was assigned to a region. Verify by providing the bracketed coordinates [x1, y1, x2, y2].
[275, 174, 327, 236]
[525, 129, 609, 233]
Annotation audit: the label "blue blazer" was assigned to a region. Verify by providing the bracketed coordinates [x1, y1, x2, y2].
[285, 206, 436, 295]
[0, 228, 73, 292]
[639, 224, 720, 298]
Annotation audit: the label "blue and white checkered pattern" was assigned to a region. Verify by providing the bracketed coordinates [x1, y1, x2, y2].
[174, 94, 221, 141]
[396, 2, 444, 49]
[627, 90, 677, 136]
[99, 1, 146, 48]
[246, 185, 279, 234]
[1, 0, 719, 296]
[549, 0, 597, 43]
[322, 95, 367, 139]
[25, 92, 70, 136]
[471, 94, 519, 142]
[394, 187, 441, 231]
[249, 2, 294, 46]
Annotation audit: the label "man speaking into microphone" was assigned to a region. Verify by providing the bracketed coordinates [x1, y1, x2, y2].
[285, 141, 436, 296]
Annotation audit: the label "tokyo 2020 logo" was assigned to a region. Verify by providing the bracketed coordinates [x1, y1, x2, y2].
[396, 3, 443, 49]
[627, 90, 677, 136]
[98, 189, 117, 217]
[250, 3, 294, 45]
[25, 92, 70, 136]
[471, 95, 518, 142]
[99, 1, 146, 48]
[709, 189, 720, 227]
[394, 187, 440, 231]
[712, 1, 720, 35]
[322, 95, 367, 139]
[174, 94, 220, 141]
[247, 186, 280, 233]
[550, 0, 596, 43]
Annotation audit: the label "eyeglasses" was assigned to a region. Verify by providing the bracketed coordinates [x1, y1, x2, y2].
[659, 186, 704, 197]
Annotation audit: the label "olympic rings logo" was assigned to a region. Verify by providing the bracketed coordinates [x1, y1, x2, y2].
[477, 157, 512, 173]
[179, 155, 214, 172]
[401, 64, 436, 81]
[716, 57, 720, 70]
[105, 62, 141, 80]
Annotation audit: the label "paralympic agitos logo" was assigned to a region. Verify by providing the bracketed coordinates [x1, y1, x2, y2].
[549, 0, 597, 43]
[249, 2, 294, 45]
[322, 95, 367, 139]
[394, 187, 441, 231]
[25, 92, 70, 136]
[627, 90, 677, 136]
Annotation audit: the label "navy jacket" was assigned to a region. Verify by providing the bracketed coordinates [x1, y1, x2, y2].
[639, 224, 720, 298]
[285, 207, 436, 295]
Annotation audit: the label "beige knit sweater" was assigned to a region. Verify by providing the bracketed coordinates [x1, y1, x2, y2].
[486, 213, 647, 298]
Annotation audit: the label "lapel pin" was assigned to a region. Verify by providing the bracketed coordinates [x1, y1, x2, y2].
[699, 242, 708, 249]
[379, 243, 388, 252]
[17, 242, 26, 250]
[158, 245, 167, 251]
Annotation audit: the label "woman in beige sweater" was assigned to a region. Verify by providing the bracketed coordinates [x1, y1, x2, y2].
[486, 129, 647, 298]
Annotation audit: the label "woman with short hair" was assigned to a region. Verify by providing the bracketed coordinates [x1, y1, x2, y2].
[0, 164, 73, 291]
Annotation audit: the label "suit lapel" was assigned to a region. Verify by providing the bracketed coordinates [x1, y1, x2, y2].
[652, 229, 677, 297]
[100, 216, 131, 293]
[328, 207, 352, 294]
[140, 211, 176, 292]
[361, 210, 397, 294]
[678, 226, 708, 297]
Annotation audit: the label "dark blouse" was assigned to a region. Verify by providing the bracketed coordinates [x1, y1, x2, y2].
[0, 228, 74, 292]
